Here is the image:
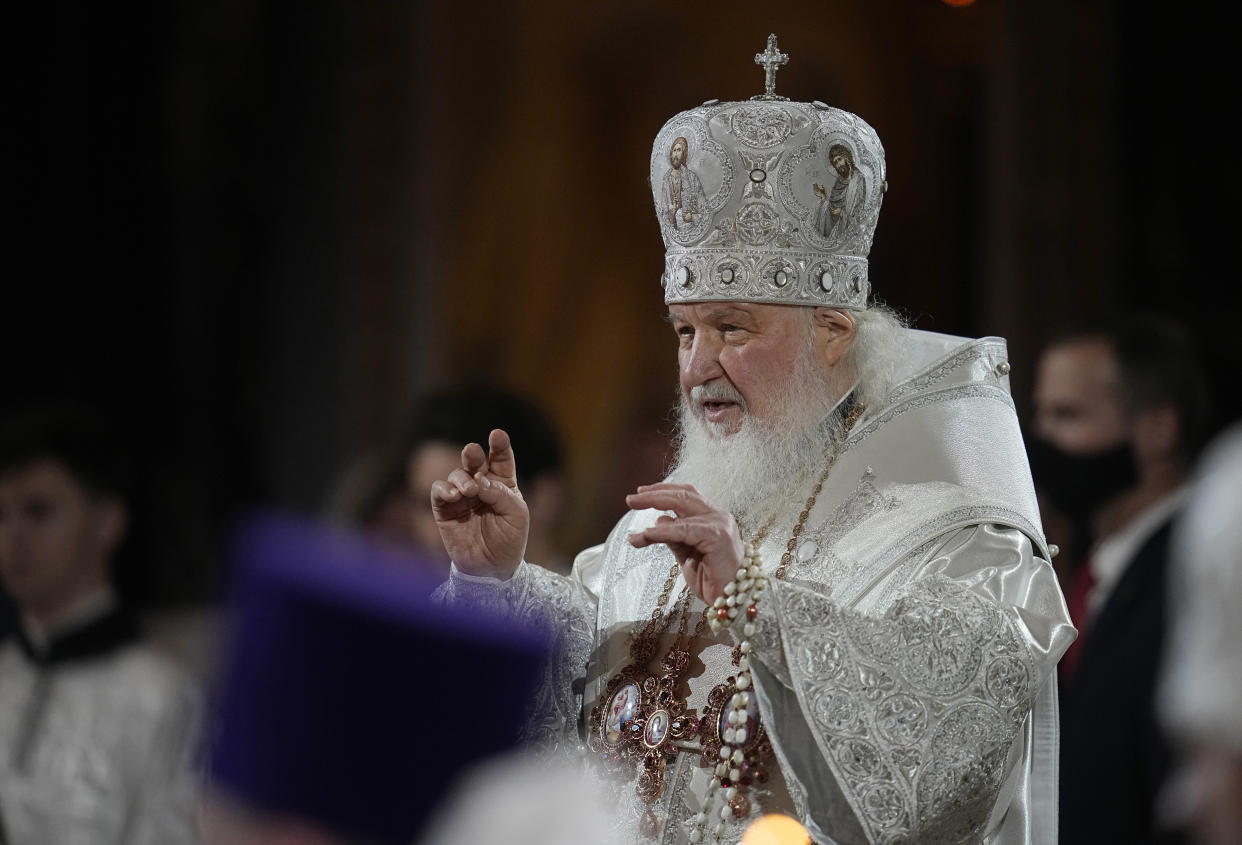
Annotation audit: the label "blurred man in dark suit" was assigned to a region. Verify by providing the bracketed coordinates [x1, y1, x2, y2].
[1029, 313, 1210, 845]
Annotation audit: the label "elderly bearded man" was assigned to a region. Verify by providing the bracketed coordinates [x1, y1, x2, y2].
[430, 38, 1073, 845]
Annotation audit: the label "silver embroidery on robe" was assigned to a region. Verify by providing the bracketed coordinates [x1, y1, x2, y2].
[772, 576, 1037, 843]
[433, 561, 596, 754]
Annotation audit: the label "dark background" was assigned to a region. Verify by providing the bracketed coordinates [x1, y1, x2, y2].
[7, 0, 1239, 611]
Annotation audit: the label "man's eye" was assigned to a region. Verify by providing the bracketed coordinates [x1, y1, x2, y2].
[676, 326, 694, 337]
[25, 499, 53, 522]
[721, 324, 740, 333]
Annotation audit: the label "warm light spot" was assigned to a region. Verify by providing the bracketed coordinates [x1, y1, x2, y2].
[741, 814, 812, 845]
[942, 0, 976, 5]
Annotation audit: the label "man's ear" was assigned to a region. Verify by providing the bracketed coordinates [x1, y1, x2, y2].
[812, 307, 857, 367]
[1132, 403, 1181, 465]
[94, 498, 129, 558]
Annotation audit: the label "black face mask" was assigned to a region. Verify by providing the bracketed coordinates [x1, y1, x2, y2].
[1025, 434, 1139, 519]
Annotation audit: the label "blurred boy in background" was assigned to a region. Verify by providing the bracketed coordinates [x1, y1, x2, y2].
[0, 403, 200, 845]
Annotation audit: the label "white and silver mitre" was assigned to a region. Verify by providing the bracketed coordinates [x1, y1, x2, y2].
[653, 34, 886, 308]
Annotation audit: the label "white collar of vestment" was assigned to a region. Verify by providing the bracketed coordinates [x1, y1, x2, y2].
[21, 586, 118, 655]
[1087, 487, 1189, 617]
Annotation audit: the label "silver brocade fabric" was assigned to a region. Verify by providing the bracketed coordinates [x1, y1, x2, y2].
[0, 641, 201, 845]
[436, 329, 1076, 845]
[652, 99, 886, 310]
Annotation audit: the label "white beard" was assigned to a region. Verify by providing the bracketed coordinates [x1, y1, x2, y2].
[667, 343, 849, 534]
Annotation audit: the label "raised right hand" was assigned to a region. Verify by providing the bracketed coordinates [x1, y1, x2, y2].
[429, 428, 529, 579]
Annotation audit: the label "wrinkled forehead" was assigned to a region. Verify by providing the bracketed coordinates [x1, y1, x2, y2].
[1040, 337, 1118, 377]
[669, 300, 747, 318]
[666, 300, 797, 324]
[1036, 338, 1121, 399]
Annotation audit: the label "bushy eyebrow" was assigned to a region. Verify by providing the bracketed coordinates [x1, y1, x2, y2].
[666, 305, 755, 324]
[700, 305, 753, 323]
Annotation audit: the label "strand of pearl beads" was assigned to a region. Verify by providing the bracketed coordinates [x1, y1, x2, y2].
[689, 543, 767, 844]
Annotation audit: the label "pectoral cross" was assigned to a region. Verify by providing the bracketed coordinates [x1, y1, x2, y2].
[753, 33, 789, 101]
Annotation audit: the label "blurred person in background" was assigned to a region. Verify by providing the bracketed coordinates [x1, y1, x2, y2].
[325, 384, 566, 576]
[1028, 313, 1210, 845]
[325, 447, 418, 549]
[1159, 425, 1242, 845]
[0, 402, 200, 845]
[406, 384, 567, 575]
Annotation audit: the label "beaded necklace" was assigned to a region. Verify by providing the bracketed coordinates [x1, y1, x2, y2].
[590, 403, 862, 840]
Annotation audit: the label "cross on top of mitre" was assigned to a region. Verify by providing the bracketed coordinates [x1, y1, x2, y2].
[753, 33, 789, 101]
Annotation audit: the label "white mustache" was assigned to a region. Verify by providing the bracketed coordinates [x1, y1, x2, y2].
[690, 381, 746, 408]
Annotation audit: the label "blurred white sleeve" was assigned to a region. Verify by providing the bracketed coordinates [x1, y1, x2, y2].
[1160, 425, 1242, 754]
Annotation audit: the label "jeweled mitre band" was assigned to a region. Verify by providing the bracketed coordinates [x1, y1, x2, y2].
[653, 39, 886, 309]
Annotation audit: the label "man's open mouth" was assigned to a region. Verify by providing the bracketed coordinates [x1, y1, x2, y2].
[701, 400, 739, 422]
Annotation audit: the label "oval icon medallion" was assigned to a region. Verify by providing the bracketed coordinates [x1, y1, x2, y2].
[602, 683, 641, 747]
[643, 708, 671, 748]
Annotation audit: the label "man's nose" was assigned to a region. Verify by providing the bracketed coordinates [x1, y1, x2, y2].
[682, 334, 725, 385]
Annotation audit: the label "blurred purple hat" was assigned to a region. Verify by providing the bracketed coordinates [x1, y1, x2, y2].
[207, 512, 550, 845]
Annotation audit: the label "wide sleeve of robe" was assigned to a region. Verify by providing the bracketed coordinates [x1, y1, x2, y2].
[432, 550, 602, 754]
[741, 523, 1075, 845]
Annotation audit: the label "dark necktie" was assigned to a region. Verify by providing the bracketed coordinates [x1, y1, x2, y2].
[1059, 560, 1096, 683]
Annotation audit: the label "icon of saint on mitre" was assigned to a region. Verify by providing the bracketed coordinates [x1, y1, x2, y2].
[661, 136, 708, 232]
[812, 143, 864, 242]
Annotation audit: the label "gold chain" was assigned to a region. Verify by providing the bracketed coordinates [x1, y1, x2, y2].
[744, 512, 779, 548]
[773, 465, 831, 580]
[647, 561, 683, 622]
[772, 402, 865, 580]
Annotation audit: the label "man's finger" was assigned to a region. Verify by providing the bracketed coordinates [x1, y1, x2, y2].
[627, 516, 718, 549]
[625, 487, 712, 517]
[636, 482, 697, 494]
[472, 471, 526, 516]
[447, 467, 479, 497]
[430, 479, 463, 508]
[462, 442, 487, 475]
[486, 429, 519, 487]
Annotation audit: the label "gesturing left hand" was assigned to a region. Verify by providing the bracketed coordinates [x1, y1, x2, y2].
[625, 482, 744, 605]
